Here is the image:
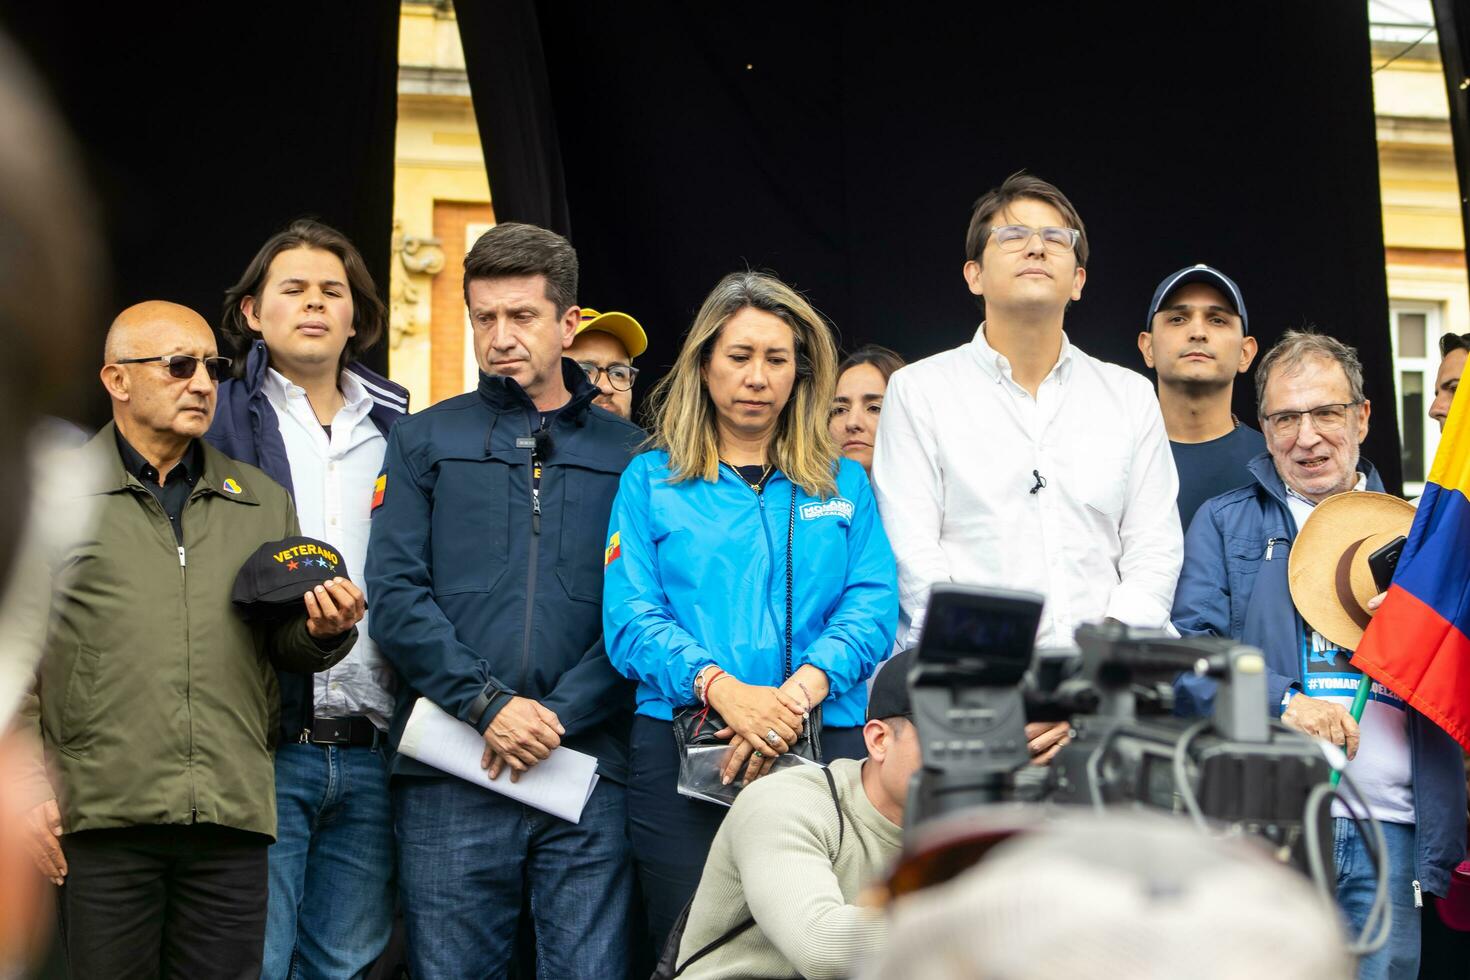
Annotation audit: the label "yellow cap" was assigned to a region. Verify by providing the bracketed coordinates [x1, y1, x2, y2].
[576, 308, 647, 359]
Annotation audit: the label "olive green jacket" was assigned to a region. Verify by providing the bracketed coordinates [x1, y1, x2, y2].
[21, 424, 354, 838]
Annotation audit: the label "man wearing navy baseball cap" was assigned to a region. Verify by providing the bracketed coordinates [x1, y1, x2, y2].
[1138, 264, 1263, 529]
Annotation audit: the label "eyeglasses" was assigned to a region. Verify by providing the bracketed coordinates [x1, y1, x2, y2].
[1262, 402, 1361, 437]
[990, 224, 1080, 254]
[578, 361, 639, 392]
[113, 354, 233, 381]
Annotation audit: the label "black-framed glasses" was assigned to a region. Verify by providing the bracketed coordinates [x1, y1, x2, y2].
[113, 354, 232, 381]
[990, 224, 1080, 254]
[1262, 401, 1361, 437]
[577, 361, 639, 391]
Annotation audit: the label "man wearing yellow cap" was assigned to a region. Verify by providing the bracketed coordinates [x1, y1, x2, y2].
[568, 308, 646, 420]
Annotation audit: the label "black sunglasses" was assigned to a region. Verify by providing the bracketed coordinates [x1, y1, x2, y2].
[114, 354, 233, 381]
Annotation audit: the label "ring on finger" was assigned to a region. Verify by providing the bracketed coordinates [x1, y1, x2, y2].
[753, 750, 763, 759]
[765, 728, 781, 746]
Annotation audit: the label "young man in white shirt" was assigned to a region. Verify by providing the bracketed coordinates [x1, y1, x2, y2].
[209, 219, 409, 980]
[871, 173, 1182, 759]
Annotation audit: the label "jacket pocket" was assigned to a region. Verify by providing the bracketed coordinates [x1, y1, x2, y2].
[1225, 535, 1267, 637]
[430, 458, 512, 596]
[58, 644, 102, 753]
[556, 462, 624, 603]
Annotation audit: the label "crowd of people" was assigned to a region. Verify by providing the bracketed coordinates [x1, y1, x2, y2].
[4, 167, 1469, 980]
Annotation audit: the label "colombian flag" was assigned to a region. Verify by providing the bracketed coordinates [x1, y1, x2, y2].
[1351, 384, 1470, 750]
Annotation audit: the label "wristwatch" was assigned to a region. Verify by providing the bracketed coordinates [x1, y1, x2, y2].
[468, 679, 515, 728]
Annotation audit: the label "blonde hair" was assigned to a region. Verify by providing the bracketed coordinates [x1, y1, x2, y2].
[646, 271, 839, 497]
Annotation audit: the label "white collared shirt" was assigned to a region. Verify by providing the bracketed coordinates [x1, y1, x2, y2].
[871, 324, 1183, 649]
[264, 368, 395, 729]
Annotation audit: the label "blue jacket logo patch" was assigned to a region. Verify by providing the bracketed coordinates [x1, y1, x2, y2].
[799, 498, 854, 521]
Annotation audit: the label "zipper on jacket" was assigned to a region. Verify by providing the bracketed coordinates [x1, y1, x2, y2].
[1413, 879, 1423, 908]
[520, 424, 542, 690]
[721, 463, 785, 647]
[1264, 537, 1287, 561]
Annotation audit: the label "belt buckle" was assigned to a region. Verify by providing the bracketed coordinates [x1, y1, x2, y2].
[310, 718, 352, 745]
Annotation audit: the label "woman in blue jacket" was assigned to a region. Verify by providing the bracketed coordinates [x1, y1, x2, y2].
[603, 270, 898, 950]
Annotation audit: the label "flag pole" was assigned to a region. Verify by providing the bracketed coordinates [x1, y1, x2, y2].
[1330, 677, 1372, 786]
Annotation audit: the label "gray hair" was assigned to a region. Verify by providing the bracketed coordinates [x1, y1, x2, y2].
[1255, 329, 1366, 416]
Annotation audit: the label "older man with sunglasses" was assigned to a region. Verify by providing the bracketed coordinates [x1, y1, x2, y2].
[16, 300, 364, 979]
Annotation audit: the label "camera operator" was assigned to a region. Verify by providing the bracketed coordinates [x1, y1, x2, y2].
[667, 650, 921, 979]
[1171, 330, 1465, 979]
[862, 812, 1354, 980]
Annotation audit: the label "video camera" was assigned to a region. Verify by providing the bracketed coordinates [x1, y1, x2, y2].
[905, 584, 1334, 873]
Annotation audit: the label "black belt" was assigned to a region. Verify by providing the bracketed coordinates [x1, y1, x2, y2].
[300, 715, 381, 747]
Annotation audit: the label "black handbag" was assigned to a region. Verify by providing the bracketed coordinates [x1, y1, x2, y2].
[672, 483, 823, 772]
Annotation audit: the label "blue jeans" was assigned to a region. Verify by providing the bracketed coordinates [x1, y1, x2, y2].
[393, 774, 632, 980]
[264, 743, 395, 980]
[1334, 818, 1420, 980]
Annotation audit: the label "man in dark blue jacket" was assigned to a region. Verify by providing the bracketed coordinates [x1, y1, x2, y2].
[1174, 330, 1465, 980]
[207, 219, 410, 979]
[366, 223, 643, 980]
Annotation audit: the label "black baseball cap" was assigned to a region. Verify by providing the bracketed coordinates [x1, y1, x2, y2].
[867, 648, 916, 722]
[1146, 264, 1248, 334]
[232, 536, 349, 617]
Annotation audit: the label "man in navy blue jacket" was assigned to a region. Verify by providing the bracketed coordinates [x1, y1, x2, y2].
[366, 223, 643, 979]
[1173, 330, 1465, 979]
[207, 219, 409, 979]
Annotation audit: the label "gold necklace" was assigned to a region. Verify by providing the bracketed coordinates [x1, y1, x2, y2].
[723, 459, 772, 490]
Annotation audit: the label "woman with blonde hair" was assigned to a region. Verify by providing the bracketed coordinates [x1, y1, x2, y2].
[603, 270, 898, 953]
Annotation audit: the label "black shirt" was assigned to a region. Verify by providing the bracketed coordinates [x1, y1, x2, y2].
[115, 430, 202, 545]
[1171, 424, 1267, 532]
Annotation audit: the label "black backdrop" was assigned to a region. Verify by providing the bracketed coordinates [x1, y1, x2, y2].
[0, 2, 1405, 491]
[462, 0, 1405, 493]
[0, 2, 400, 418]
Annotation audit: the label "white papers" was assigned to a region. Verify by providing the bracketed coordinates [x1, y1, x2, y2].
[397, 697, 600, 824]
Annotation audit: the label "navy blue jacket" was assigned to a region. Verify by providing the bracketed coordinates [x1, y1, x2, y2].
[1173, 452, 1467, 896]
[364, 360, 644, 782]
[205, 340, 409, 742]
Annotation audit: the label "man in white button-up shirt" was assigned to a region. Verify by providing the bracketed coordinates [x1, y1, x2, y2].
[209, 219, 409, 980]
[871, 174, 1183, 762]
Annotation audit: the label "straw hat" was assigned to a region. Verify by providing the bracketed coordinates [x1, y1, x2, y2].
[1287, 491, 1415, 650]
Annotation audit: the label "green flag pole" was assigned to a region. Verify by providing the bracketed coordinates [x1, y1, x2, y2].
[1330, 676, 1373, 786]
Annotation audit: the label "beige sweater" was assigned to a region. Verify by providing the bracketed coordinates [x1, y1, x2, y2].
[677, 758, 902, 979]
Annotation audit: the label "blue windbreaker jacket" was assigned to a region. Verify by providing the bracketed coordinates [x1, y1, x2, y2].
[1172, 452, 1467, 897]
[603, 451, 898, 728]
[366, 362, 644, 782]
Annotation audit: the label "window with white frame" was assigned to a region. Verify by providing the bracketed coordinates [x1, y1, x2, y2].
[1388, 300, 1444, 496]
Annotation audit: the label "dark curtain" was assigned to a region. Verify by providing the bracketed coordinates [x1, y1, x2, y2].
[455, 0, 571, 234]
[0, 2, 401, 387]
[461, 0, 1403, 493]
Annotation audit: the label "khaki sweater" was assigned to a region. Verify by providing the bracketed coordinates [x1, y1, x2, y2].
[677, 757, 902, 979]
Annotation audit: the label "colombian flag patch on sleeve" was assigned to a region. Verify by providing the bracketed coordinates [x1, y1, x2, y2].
[604, 531, 621, 566]
[371, 473, 386, 512]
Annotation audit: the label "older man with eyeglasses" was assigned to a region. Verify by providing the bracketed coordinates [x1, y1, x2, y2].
[15, 300, 364, 979]
[1171, 329, 1466, 979]
[567, 308, 646, 420]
